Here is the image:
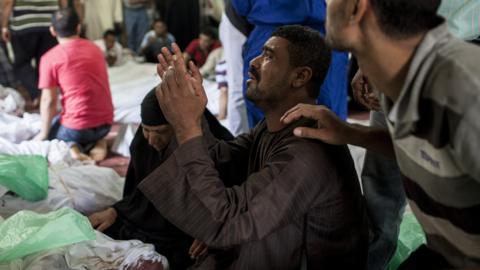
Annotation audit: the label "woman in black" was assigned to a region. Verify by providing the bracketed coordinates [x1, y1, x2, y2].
[88, 89, 233, 269]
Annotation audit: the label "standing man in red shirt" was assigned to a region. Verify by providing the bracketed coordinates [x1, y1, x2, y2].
[36, 8, 113, 161]
[183, 29, 221, 68]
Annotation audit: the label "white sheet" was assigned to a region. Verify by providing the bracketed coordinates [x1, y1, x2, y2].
[0, 85, 25, 115]
[108, 61, 227, 156]
[0, 113, 40, 143]
[109, 60, 224, 125]
[0, 231, 169, 270]
[109, 60, 160, 124]
[0, 139, 124, 218]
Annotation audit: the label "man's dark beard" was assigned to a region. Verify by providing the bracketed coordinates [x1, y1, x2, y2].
[249, 66, 261, 82]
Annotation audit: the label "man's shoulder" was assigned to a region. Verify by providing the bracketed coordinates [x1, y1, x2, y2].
[429, 38, 480, 83]
[39, 44, 63, 66]
[423, 39, 480, 113]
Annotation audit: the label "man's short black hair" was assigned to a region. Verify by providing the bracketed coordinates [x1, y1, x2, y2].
[52, 8, 80, 38]
[103, 29, 116, 39]
[271, 25, 331, 98]
[200, 28, 216, 40]
[370, 0, 442, 38]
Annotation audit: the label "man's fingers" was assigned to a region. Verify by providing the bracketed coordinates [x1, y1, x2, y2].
[156, 64, 165, 80]
[171, 43, 188, 76]
[163, 67, 177, 96]
[189, 240, 201, 255]
[280, 104, 303, 123]
[190, 241, 208, 258]
[281, 104, 326, 124]
[155, 84, 164, 103]
[96, 222, 110, 232]
[88, 215, 99, 226]
[188, 76, 205, 97]
[188, 61, 202, 83]
[161, 47, 174, 66]
[199, 246, 208, 257]
[157, 54, 169, 76]
[293, 127, 328, 141]
[171, 43, 186, 68]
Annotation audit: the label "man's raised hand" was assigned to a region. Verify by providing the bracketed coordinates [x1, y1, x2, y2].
[155, 43, 207, 145]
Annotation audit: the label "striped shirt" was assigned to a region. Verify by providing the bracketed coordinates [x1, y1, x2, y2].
[438, 0, 480, 41]
[215, 59, 228, 89]
[10, 0, 59, 33]
[382, 21, 480, 268]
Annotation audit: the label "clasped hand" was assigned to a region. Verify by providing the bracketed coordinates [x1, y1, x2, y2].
[155, 43, 208, 144]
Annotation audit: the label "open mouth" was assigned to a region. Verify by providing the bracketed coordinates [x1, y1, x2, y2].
[248, 72, 257, 81]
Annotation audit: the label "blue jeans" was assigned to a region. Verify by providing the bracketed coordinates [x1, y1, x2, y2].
[48, 116, 111, 153]
[363, 111, 406, 270]
[124, 7, 150, 53]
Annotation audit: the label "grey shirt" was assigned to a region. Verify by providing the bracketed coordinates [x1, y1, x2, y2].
[382, 20, 480, 268]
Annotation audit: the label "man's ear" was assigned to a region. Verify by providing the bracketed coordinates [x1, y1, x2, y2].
[76, 24, 82, 35]
[49, 26, 57, 38]
[349, 0, 368, 25]
[292, 67, 313, 88]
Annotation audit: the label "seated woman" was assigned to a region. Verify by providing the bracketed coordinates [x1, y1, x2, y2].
[88, 89, 233, 270]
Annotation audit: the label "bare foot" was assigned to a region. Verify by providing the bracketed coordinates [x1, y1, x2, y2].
[89, 139, 108, 161]
[70, 145, 92, 161]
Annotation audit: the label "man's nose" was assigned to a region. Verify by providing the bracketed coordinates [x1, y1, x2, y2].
[249, 54, 262, 68]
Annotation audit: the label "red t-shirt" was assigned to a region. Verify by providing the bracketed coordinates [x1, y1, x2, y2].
[39, 38, 114, 130]
[185, 39, 221, 67]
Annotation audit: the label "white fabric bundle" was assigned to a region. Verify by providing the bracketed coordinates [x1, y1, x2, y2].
[0, 85, 25, 115]
[0, 231, 169, 270]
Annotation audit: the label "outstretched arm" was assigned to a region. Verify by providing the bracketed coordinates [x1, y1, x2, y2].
[34, 88, 58, 141]
[281, 104, 395, 158]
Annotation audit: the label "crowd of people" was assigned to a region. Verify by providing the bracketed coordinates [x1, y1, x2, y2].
[0, 0, 479, 269]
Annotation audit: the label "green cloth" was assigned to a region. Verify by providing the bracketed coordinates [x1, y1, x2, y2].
[387, 212, 426, 270]
[0, 208, 96, 262]
[438, 0, 480, 41]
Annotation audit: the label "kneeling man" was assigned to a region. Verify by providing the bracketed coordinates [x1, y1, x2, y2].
[36, 8, 113, 161]
[140, 25, 368, 269]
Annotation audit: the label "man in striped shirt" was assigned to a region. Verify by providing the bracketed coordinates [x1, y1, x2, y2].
[1, 0, 66, 100]
[282, 0, 480, 268]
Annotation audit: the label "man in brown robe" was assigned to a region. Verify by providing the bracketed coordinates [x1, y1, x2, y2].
[139, 25, 368, 269]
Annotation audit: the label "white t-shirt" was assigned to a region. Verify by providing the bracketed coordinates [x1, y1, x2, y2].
[94, 39, 124, 66]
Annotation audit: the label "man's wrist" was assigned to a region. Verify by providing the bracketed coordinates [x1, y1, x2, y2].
[1, 27, 8, 33]
[176, 126, 203, 145]
[347, 123, 376, 147]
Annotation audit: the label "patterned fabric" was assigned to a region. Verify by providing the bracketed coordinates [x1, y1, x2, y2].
[10, 0, 59, 33]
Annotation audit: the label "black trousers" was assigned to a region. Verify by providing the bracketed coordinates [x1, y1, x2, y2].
[10, 30, 57, 99]
[398, 244, 452, 270]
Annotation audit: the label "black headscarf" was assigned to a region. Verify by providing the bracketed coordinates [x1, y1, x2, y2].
[140, 88, 168, 126]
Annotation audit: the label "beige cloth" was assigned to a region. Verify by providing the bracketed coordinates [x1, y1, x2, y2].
[82, 0, 123, 40]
